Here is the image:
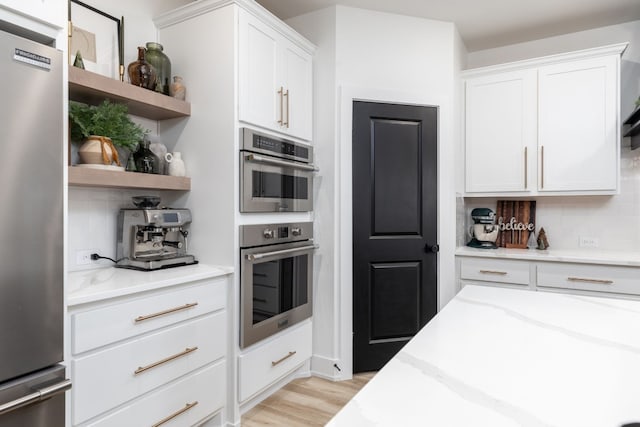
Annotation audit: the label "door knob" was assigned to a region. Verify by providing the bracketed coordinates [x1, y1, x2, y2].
[425, 244, 439, 253]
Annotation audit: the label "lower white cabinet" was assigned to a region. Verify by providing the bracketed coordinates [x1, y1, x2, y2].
[460, 257, 531, 287]
[238, 321, 312, 402]
[86, 362, 226, 427]
[537, 262, 640, 296]
[68, 277, 228, 426]
[458, 254, 640, 299]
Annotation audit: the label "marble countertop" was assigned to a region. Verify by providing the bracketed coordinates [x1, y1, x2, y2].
[67, 264, 234, 306]
[456, 246, 640, 267]
[329, 285, 640, 427]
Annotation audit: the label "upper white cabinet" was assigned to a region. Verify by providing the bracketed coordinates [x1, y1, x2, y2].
[463, 44, 626, 196]
[0, 0, 66, 30]
[239, 8, 313, 141]
[465, 69, 537, 193]
[537, 56, 618, 192]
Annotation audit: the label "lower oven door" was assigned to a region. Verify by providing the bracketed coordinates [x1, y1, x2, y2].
[240, 151, 315, 212]
[240, 241, 317, 348]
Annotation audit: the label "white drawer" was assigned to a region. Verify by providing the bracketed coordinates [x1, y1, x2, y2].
[537, 262, 640, 296]
[238, 321, 312, 402]
[460, 257, 530, 285]
[72, 278, 226, 354]
[86, 361, 226, 427]
[72, 312, 226, 425]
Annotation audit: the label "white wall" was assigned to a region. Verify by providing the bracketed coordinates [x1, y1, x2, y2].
[288, 5, 464, 380]
[463, 20, 640, 253]
[67, 0, 191, 271]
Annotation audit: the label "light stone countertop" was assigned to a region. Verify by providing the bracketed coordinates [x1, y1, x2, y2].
[456, 246, 640, 267]
[328, 285, 640, 427]
[67, 264, 234, 306]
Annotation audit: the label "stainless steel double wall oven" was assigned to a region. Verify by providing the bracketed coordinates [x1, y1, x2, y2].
[239, 128, 318, 348]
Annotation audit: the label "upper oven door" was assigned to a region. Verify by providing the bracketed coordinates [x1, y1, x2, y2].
[241, 152, 315, 212]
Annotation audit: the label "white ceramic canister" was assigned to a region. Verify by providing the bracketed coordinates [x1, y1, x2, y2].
[165, 152, 186, 177]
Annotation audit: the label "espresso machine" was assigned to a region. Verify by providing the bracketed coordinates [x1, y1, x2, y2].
[116, 197, 197, 270]
[467, 207, 499, 249]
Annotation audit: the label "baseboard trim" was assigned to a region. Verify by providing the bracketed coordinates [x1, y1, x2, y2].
[311, 355, 346, 381]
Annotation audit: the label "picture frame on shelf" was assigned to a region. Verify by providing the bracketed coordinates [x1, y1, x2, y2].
[69, 0, 123, 80]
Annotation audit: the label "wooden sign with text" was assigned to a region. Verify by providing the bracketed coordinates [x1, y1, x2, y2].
[496, 200, 536, 249]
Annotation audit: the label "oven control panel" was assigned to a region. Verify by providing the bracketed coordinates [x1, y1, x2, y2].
[240, 222, 313, 247]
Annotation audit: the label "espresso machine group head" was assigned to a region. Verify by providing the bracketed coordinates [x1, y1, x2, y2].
[116, 206, 198, 271]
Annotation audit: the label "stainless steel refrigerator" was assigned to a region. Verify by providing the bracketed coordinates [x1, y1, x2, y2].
[0, 27, 70, 426]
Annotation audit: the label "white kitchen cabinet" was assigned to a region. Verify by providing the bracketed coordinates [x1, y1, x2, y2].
[537, 56, 618, 192]
[238, 320, 312, 403]
[465, 69, 537, 193]
[238, 8, 312, 141]
[68, 276, 228, 426]
[460, 257, 532, 288]
[462, 44, 626, 196]
[457, 252, 640, 299]
[537, 262, 640, 297]
[0, 0, 66, 30]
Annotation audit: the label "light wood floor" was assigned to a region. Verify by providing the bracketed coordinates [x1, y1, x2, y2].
[241, 372, 376, 427]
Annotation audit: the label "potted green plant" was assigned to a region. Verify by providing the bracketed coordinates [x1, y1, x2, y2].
[69, 100, 147, 167]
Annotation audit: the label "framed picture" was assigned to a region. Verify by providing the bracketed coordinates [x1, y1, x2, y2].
[69, 0, 122, 79]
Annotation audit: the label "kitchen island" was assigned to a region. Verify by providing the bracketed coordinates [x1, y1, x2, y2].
[329, 285, 640, 426]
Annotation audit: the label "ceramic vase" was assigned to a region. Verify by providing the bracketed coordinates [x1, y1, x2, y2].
[165, 152, 186, 177]
[169, 76, 186, 100]
[128, 46, 157, 91]
[145, 42, 171, 95]
[78, 135, 119, 166]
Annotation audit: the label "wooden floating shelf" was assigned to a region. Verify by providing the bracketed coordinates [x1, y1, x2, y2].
[68, 167, 191, 191]
[68, 67, 190, 120]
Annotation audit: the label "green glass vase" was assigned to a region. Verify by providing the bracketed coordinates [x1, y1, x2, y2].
[145, 42, 171, 96]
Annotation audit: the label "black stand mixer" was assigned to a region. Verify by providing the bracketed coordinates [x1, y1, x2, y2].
[467, 208, 499, 249]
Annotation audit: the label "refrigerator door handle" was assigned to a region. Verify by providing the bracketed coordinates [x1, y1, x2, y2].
[0, 379, 71, 416]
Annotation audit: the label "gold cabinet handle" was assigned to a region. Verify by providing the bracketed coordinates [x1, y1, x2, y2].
[283, 89, 290, 128]
[567, 277, 613, 285]
[277, 86, 284, 125]
[134, 347, 198, 375]
[134, 302, 198, 323]
[152, 401, 199, 427]
[479, 270, 507, 275]
[540, 145, 544, 189]
[524, 146, 528, 189]
[272, 351, 296, 367]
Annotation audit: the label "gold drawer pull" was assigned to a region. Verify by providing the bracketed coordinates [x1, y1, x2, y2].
[272, 351, 296, 367]
[277, 86, 284, 125]
[524, 146, 528, 189]
[134, 347, 198, 375]
[152, 401, 199, 427]
[134, 302, 198, 323]
[567, 277, 613, 285]
[479, 270, 508, 275]
[283, 89, 290, 128]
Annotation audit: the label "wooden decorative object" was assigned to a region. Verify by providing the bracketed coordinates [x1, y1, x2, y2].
[496, 200, 536, 249]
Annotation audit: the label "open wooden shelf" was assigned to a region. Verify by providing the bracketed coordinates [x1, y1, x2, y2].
[68, 166, 191, 191]
[69, 67, 190, 120]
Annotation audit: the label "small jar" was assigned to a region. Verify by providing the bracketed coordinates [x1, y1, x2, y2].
[169, 76, 186, 100]
[145, 42, 171, 95]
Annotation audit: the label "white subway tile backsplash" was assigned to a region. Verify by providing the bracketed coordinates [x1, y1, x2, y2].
[462, 164, 640, 252]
